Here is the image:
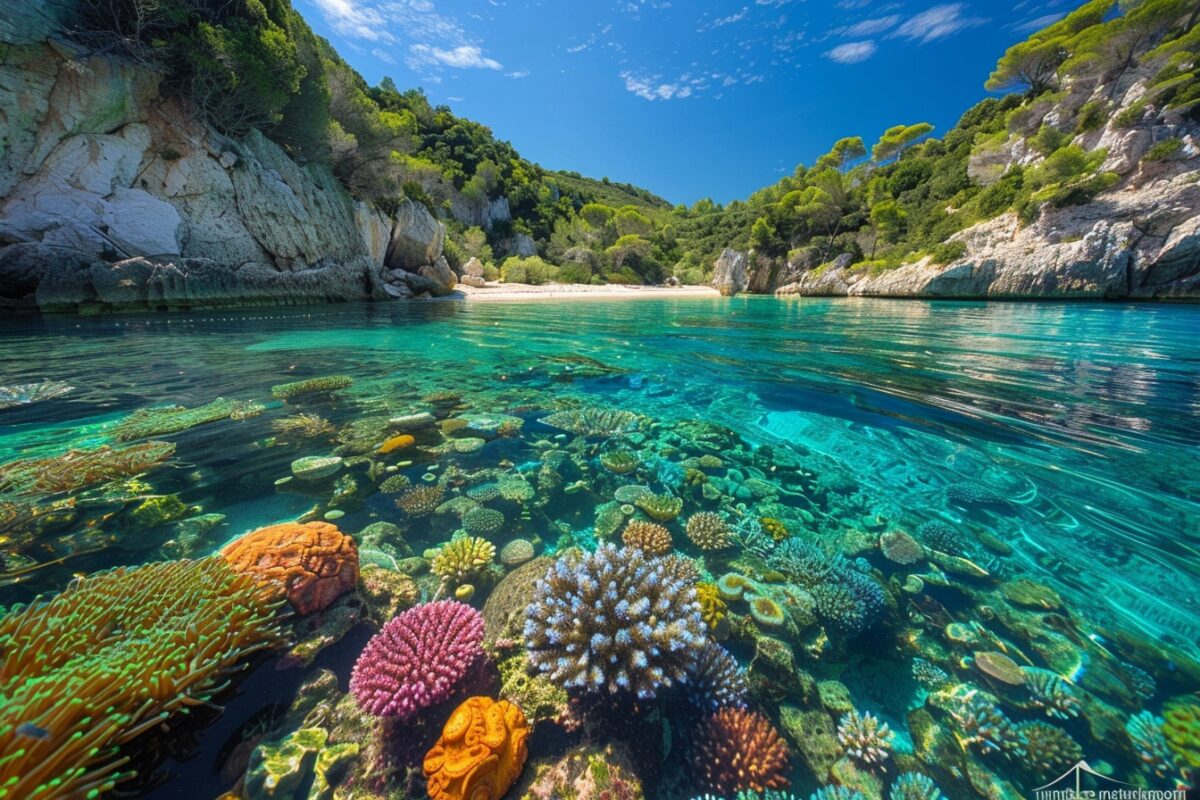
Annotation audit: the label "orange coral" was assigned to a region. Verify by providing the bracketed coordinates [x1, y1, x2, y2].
[378, 434, 416, 454]
[221, 521, 358, 614]
[424, 696, 531, 800]
[693, 707, 791, 795]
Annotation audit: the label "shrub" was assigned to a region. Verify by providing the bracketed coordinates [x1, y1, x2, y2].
[1075, 100, 1108, 133]
[1144, 138, 1183, 162]
[558, 262, 593, 284]
[1032, 125, 1070, 155]
[930, 240, 967, 265]
[500, 256, 560, 285]
[1114, 101, 1148, 129]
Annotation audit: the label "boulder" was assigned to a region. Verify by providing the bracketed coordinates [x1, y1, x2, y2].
[460, 274, 487, 288]
[711, 248, 749, 296]
[385, 200, 444, 271]
[0, 242, 93, 306]
[461, 256, 484, 278]
[417, 256, 457, 296]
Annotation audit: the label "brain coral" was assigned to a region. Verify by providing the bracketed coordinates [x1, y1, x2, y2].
[221, 521, 359, 615]
[0, 558, 282, 799]
[350, 600, 485, 720]
[423, 696, 530, 800]
[524, 544, 706, 699]
[621, 519, 673, 555]
[692, 707, 791, 794]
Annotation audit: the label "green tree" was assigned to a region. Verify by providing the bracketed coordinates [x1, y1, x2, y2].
[869, 200, 907, 257]
[985, 0, 1113, 94]
[816, 137, 868, 172]
[872, 123, 934, 162]
[748, 216, 777, 252]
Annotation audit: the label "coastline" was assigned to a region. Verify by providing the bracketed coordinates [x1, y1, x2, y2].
[450, 282, 723, 301]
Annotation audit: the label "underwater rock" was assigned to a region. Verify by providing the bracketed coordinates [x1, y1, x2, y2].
[539, 407, 642, 437]
[483, 556, 553, 643]
[780, 705, 844, 784]
[972, 651, 1025, 686]
[518, 742, 645, 800]
[499, 538, 536, 567]
[244, 726, 358, 800]
[388, 411, 438, 431]
[290, 455, 344, 482]
[423, 696, 530, 800]
[358, 564, 419, 623]
[221, 521, 359, 615]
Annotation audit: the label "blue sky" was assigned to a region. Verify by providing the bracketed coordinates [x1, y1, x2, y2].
[298, 0, 1078, 205]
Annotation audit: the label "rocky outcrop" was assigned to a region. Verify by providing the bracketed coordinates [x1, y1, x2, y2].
[0, 33, 456, 310]
[711, 248, 749, 296]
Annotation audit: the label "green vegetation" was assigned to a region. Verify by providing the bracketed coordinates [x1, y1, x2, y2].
[55, 0, 1198, 286]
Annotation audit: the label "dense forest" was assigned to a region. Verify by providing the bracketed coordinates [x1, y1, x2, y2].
[51, 0, 1200, 286]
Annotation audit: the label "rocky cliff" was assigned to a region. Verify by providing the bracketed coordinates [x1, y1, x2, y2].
[0, 32, 458, 312]
[719, 69, 1200, 302]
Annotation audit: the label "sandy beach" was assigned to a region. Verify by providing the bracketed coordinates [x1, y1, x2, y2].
[450, 282, 723, 301]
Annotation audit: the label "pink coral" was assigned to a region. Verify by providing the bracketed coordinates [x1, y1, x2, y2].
[350, 600, 485, 720]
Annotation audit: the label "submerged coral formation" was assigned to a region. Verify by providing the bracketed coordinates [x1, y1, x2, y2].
[423, 696, 530, 800]
[349, 600, 485, 720]
[221, 520, 359, 615]
[540, 407, 641, 436]
[622, 519, 673, 555]
[524, 544, 706, 698]
[686, 512, 733, 550]
[271, 375, 353, 400]
[111, 397, 262, 441]
[0, 559, 282, 798]
[686, 641, 748, 711]
[431, 533, 496, 585]
[0, 440, 175, 495]
[692, 707, 791, 795]
[837, 709, 895, 765]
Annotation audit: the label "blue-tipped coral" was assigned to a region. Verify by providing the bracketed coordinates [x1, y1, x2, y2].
[947, 688, 1026, 758]
[523, 544, 706, 699]
[888, 772, 943, 800]
[770, 543, 884, 636]
[1022, 667, 1081, 719]
[686, 641, 748, 711]
[837, 709, 895, 765]
[912, 658, 952, 689]
[1125, 711, 1178, 778]
[810, 787, 866, 800]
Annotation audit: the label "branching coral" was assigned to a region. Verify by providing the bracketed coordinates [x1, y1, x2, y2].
[271, 375, 353, 400]
[686, 512, 732, 550]
[685, 641, 747, 711]
[1126, 711, 1178, 778]
[1021, 667, 1081, 719]
[697, 583, 728, 631]
[0, 558, 283, 799]
[915, 521, 966, 554]
[947, 688, 1026, 758]
[523, 544, 705, 699]
[622, 520, 673, 555]
[692, 708, 791, 795]
[837, 710, 895, 765]
[0, 440, 175, 495]
[349, 600, 485, 720]
[431, 534, 496, 585]
[888, 772, 943, 800]
[1016, 720, 1082, 781]
[811, 788, 866, 800]
[272, 413, 336, 440]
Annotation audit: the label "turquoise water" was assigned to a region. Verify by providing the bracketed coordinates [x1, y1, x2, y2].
[1, 297, 1198, 798]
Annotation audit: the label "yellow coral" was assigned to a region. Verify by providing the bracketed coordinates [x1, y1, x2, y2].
[431, 534, 496, 584]
[424, 696, 530, 800]
[697, 582, 728, 631]
[1163, 696, 1200, 768]
[760, 517, 790, 542]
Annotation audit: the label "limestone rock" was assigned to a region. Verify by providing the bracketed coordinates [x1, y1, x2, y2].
[460, 274, 487, 288]
[711, 248, 749, 296]
[418, 255, 457, 295]
[461, 256, 484, 278]
[385, 200, 444, 270]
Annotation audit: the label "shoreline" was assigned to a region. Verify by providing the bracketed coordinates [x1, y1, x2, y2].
[449, 282, 723, 301]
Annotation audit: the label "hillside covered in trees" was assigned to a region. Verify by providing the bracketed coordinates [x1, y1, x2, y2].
[25, 0, 1200, 289]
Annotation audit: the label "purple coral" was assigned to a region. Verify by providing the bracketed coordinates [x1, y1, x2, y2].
[349, 600, 484, 720]
[685, 641, 748, 711]
[524, 543, 706, 699]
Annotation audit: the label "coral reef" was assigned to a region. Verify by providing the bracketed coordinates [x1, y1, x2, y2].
[879, 531, 924, 565]
[272, 413, 335, 440]
[423, 696, 530, 800]
[540, 407, 641, 437]
[692, 707, 791, 794]
[271, 375, 353, 400]
[687, 512, 733, 550]
[111, 397, 262, 441]
[1015, 720, 1081, 781]
[749, 595, 787, 629]
[500, 538, 536, 567]
[431, 533, 496, 586]
[0, 559, 282, 798]
[888, 772, 943, 800]
[914, 521, 966, 554]
[523, 544, 706, 698]
[377, 433, 415, 454]
[0, 440, 175, 495]
[1021, 667, 1080, 718]
[697, 582, 728, 631]
[760, 517, 790, 542]
[463, 506, 505, 536]
[349, 600, 485, 720]
[1126, 711, 1177, 778]
[946, 688, 1026, 758]
[621, 520, 673, 555]
[0, 379, 73, 409]
[1162, 696, 1200, 770]
[221, 521, 359, 615]
[837, 710, 895, 765]
[601, 450, 640, 475]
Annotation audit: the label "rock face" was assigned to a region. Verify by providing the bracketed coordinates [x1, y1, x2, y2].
[712, 248, 749, 296]
[0, 36, 455, 310]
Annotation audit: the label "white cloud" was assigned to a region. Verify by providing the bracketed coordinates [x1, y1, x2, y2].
[824, 40, 877, 63]
[371, 47, 396, 64]
[408, 44, 502, 70]
[706, 7, 749, 30]
[620, 71, 694, 101]
[1013, 12, 1067, 32]
[893, 4, 987, 43]
[311, 0, 392, 42]
[838, 14, 901, 37]
[506, 70, 531, 79]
